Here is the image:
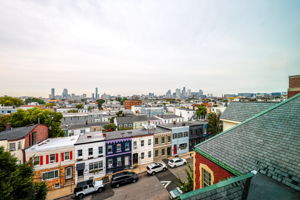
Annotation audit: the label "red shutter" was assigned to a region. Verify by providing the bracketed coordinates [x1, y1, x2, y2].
[55, 153, 59, 162]
[46, 155, 49, 164]
[70, 151, 73, 160]
[61, 153, 64, 161]
[40, 156, 43, 165]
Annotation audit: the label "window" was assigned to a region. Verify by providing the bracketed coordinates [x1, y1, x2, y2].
[42, 170, 59, 180]
[77, 149, 82, 157]
[88, 148, 93, 156]
[66, 167, 72, 179]
[18, 141, 21, 150]
[107, 145, 113, 154]
[161, 149, 165, 156]
[167, 136, 171, 143]
[80, 129, 85, 134]
[33, 156, 40, 166]
[179, 143, 187, 150]
[98, 147, 103, 155]
[9, 143, 16, 151]
[184, 132, 188, 137]
[173, 133, 177, 139]
[133, 141, 137, 149]
[148, 151, 151, 158]
[125, 156, 130, 166]
[117, 157, 122, 167]
[117, 144, 122, 152]
[148, 139, 151, 145]
[141, 140, 144, 147]
[141, 152, 144, 159]
[202, 169, 212, 187]
[50, 154, 55, 163]
[89, 161, 103, 172]
[161, 137, 165, 144]
[178, 132, 183, 138]
[65, 152, 70, 160]
[155, 138, 158, 144]
[32, 132, 37, 145]
[108, 159, 113, 168]
[125, 142, 130, 151]
[155, 150, 159, 157]
[54, 183, 60, 188]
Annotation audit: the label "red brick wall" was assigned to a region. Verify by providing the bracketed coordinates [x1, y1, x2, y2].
[289, 75, 300, 88]
[194, 152, 233, 189]
[124, 100, 142, 109]
[24, 125, 49, 149]
[288, 90, 300, 98]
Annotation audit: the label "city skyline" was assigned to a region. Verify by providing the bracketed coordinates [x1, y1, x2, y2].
[1, 0, 299, 97]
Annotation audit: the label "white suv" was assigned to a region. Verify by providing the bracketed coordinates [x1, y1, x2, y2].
[168, 158, 187, 168]
[74, 179, 104, 199]
[146, 162, 167, 175]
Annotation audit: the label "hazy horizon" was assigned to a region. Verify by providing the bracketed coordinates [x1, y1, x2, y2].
[1, 0, 299, 97]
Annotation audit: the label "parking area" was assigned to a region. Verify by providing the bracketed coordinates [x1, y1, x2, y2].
[61, 158, 193, 200]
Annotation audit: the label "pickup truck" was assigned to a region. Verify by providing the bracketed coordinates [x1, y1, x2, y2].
[74, 179, 104, 199]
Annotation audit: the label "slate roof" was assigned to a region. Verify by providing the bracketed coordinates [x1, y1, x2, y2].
[61, 122, 109, 130]
[116, 115, 148, 124]
[221, 102, 278, 122]
[195, 94, 300, 191]
[0, 125, 38, 140]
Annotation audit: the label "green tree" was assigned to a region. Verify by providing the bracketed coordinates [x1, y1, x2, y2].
[115, 97, 127, 105]
[116, 111, 124, 117]
[0, 96, 24, 107]
[76, 104, 84, 109]
[25, 98, 45, 105]
[103, 123, 117, 132]
[176, 162, 194, 193]
[0, 147, 48, 200]
[67, 109, 78, 113]
[8, 108, 64, 137]
[96, 99, 105, 110]
[45, 103, 55, 108]
[195, 104, 207, 119]
[109, 117, 115, 123]
[207, 113, 222, 134]
[0, 115, 11, 132]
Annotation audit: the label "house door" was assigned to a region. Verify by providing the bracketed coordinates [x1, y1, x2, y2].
[66, 167, 72, 179]
[167, 147, 171, 156]
[133, 153, 138, 165]
[173, 145, 177, 155]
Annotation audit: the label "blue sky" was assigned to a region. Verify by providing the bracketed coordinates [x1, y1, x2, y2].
[0, 0, 299, 97]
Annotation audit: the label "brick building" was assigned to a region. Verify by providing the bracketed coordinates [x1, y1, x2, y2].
[0, 124, 48, 164]
[124, 100, 142, 109]
[288, 74, 300, 98]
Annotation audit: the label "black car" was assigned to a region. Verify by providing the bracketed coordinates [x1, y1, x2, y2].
[111, 171, 139, 188]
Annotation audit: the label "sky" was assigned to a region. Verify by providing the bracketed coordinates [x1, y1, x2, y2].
[0, 0, 299, 97]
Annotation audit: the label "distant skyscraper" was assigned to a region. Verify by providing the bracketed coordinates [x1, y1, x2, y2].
[62, 88, 68, 99]
[95, 88, 99, 99]
[176, 88, 181, 99]
[51, 88, 55, 99]
[92, 93, 95, 99]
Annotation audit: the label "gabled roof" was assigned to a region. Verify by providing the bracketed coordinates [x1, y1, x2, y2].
[0, 125, 39, 140]
[221, 102, 278, 122]
[195, 94, 300, 191]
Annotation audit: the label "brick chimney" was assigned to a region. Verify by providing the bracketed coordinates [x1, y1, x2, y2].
[288, 75, 300, 98]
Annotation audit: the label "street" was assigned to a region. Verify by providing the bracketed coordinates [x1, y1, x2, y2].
[67, 158, 193, 200]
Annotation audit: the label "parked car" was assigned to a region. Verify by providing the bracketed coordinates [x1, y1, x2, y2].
[111, 171, 139, 188]
[169, 187, 183, 199]
[147, 162, 167, 175]
[168, 157, 187, 168]
[74, 179, 104, 199]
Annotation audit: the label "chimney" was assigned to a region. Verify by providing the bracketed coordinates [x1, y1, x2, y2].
[288, 75, 300, 98]
[5, 123, 12, 130]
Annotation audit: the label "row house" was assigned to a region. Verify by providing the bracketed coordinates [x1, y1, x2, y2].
[105, 131, 132, 173]
[74, 132, 106, 184]
[153, 127, 172, 162]
[0, 124, 48, 164]
[114, 115, 148, 130]
[158, 123, 189, 156]
[155, 114, 184, 124]
[25, 135, 79, 192]
[186, 121, 208, 151]
[62, 122, 108, 137]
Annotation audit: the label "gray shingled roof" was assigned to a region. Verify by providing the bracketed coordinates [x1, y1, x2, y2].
[116, 115, 148, 124]
[0, 125, 37, 140]
[221, 102, 278, 122]
[195, 94, 300, 191]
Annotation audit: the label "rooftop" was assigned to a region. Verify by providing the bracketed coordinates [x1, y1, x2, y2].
[195, 93, 300, 191]
[26, 135, 79, 152]
[75, 132, 105, 145]
[155, 114, 183, 119]
[61, 122, 109, 129]
[158, 122, 191, 129]
[116, 115, 148, 124]
[0, 125, 40, 141]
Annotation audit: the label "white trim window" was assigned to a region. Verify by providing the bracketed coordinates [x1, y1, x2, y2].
[89, 161, 103, 172]
[50, 154, 55, 163]
[98, 146, 103, 155]
[9, 143, 16, 151]
[65, 152, 70, 160]
[42, 170, 59, 180]
[33, 156, 40, 166]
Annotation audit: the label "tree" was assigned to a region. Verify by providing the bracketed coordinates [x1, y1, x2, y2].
[195, 104, 207, 120]
[116, 111, 124, 117]
[0, 147, 48, 200]
[8, 108, 64, 137]
[25, 98, 45, 105]
[67, 109, 78, 113]
[176, 162, 193, 193]
[45, 103, 55, 108]
[0, 115, 11, 132]
[96, 99, 105, 110]
[0, 96, 24, 107]
[109, 117, 115, 124]
[207, 113, 222, 134]
[115, 97, 127, 105]
[76, 104, 84, 109]
[103, 123, 117, 132]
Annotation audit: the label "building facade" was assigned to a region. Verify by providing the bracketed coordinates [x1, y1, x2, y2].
[288, 74, 300, 98]
[131, 131, 153, 166]
[153, 128, 172, 162]
[124, 100, 142, 109]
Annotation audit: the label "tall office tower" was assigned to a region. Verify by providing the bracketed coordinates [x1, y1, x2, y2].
[92, 93, 95, 99]
[95, 88, 99, 99]
[51, 88, 55, 99]
[62, 88, 68, 99]
[182, 86, 187, 97]
[187, 89, 191, 97]
[166, 89, 172, 98]
[199, 90, 203, 95]
[176, 88, 181, 99]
